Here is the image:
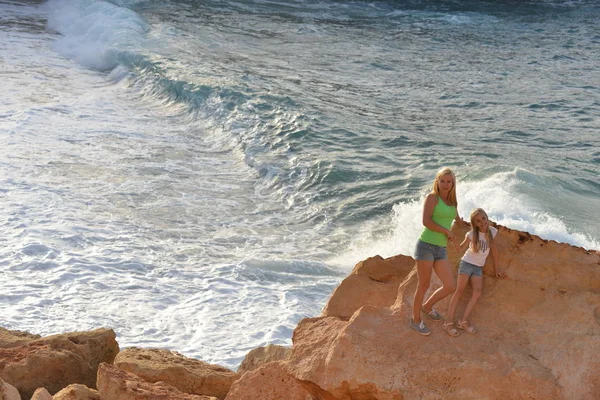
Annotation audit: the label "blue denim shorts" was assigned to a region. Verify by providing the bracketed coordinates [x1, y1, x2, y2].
[458, 260, 483, 277]
[414, 240, 447, 261]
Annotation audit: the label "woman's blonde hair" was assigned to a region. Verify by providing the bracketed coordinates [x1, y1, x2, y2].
[470, 208, 493, 253]
[432, 167, 457, 206]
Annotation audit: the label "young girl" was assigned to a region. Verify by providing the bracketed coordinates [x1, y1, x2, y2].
[443, 208, 507, 336]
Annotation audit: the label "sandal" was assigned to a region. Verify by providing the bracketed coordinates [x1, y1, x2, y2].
[442, 322, 459, 337]
[457, 320, 477, 334]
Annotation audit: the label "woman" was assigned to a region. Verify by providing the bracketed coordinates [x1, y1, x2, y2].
[410, 167, 463, 335]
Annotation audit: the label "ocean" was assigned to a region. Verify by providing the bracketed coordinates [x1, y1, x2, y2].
[1, 0, 598, 369]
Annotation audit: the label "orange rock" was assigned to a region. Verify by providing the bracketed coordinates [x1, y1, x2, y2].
[225, 361, 316, 400]
[0, 328, 40, 349]
[53, 384, 99, 400]
[291, 305, 561, 399]
[321, 254, 415, 320]
[0, 328, 119, 399]
[0, 376, 21, 400]
[237, 344, 290, 375]
[114, 347, 238, 399]
[233, 224, 600, 400]
[96, 363, 217, 400]
[30, 388, 53, 400]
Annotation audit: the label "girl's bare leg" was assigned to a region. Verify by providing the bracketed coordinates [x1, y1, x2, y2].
[412, 260, 433, 323]
[446, 274, 470, 322]
[422, 259, 456, 312]
[460, 275, 483, 322]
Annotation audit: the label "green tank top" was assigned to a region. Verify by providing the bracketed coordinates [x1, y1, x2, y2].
[419, 196, 457, 247]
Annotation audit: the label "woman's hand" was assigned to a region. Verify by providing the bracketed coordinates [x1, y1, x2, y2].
[446, 230, 459, 251]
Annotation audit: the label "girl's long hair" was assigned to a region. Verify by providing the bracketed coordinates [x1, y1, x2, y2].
[470, 208, 493, 252]
[432, 167, 457, 206]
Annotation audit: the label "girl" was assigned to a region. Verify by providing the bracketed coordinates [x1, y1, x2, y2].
[410, 167, 464, 336]
[443, 208, 507, 336]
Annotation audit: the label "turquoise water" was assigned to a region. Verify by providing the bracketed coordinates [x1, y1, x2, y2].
[1, 0, 598, 368]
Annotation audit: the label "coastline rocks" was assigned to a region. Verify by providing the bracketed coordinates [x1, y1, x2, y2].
[0, 328, 41, 348]
[0, 328, 118, 399]
[30, 388, 53, 400]
[0, 376, 21, 400]
[225, 361, 314, 400]
[236, 224, 600, 400]
[52, 384, 100, 400]
[114, 348, 238, 399]
[237, 344, 291, 375]
[96, 363, 217, 400]
[320, 254, 414, 320]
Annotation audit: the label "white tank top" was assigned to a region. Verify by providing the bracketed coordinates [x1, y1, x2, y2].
[461, 226, 497, 267]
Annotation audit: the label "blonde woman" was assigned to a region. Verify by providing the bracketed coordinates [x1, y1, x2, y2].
[410, 167, 464, 335]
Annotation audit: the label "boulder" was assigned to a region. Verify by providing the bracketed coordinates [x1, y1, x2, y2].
[0, 328, 119, 399]
[30, 388, 52, 400]
[225, 361, 315, 400]
[114, 347, 238, 399]
[0, 328, 40, 349]
[53, 384, 100, 400]
[96, 363, 217, 400]
[237, 344, 291, 375]
[0, 376, 21, 400]
[321, 254, 414, 319]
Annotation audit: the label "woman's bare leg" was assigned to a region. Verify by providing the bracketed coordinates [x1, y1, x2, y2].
[423, 259, 456, 312]
[412, 260, 433, 323]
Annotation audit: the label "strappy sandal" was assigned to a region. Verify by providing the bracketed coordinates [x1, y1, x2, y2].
[442, 322, 459, 337]
[457, 320, 477, 334]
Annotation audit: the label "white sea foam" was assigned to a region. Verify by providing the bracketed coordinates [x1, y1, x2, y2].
[45, 0, 147, 71]
[329, 169, 599, 269]
[459, 170, 599, 250]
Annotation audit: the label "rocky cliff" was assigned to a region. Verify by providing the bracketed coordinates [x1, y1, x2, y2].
[229, 223, 600, 400]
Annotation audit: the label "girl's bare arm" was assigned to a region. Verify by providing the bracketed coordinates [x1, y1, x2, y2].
[490, 239, 507, 278]
[458, 236, 471, 254]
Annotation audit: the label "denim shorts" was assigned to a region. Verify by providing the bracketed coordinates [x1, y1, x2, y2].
[458, 260, 483, 277]
[414, 240, 447, 261]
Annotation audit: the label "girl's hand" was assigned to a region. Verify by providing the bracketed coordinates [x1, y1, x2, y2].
[494, 269, 507, 279]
